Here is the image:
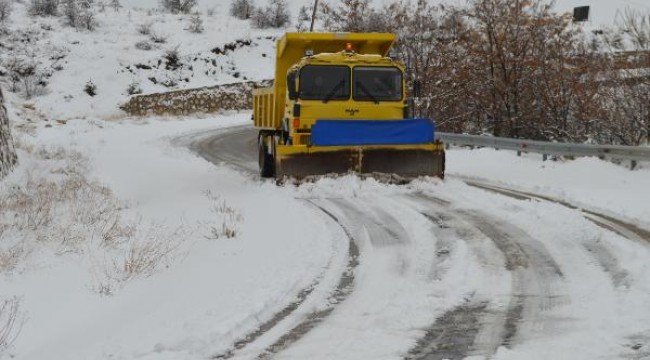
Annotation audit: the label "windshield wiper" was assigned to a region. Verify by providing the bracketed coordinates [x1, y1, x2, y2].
[322, 80, 345, 103]
[355, 81, 379, 104]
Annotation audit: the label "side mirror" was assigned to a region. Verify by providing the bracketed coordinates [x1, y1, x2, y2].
[287, 72, 298, 100]
[412, 80, 422, 99]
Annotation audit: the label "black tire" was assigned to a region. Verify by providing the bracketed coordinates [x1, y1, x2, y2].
[258, 132, 275, 178]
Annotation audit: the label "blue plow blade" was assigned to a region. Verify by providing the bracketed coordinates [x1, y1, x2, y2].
[310, 118, 435, 146]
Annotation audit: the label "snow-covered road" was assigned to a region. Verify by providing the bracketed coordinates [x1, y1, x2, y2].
[183, 124, 650, 360]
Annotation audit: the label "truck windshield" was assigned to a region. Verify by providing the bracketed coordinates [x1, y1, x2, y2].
[353, 67, 403, 102]
[299, 66, 350, 101]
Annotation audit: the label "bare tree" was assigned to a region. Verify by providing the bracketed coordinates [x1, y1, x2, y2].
[599, 9, 650, 146]
[316, 0, 640, 145]
[321, 0, 372, 32]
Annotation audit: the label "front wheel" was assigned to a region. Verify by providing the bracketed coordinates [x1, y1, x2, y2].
[258, 132, 275, 178]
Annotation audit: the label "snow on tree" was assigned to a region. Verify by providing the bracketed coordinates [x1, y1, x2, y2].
[320, 0, 389, 32]
[252, 0, 289, 29]
[598, 9, 650, 146]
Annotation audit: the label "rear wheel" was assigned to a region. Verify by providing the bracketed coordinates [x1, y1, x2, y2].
[258, 131, 275, 178]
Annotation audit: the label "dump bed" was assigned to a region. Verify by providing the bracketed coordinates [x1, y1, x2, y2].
[253, 32, 397, 130]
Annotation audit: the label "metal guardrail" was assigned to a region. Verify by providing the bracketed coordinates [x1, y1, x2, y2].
[436, 132, 650, 162]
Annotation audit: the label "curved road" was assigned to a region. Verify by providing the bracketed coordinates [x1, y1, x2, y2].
[182, 125, 650, 360]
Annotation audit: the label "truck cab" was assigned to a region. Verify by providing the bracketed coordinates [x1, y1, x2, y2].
[284, 49, 407, 146]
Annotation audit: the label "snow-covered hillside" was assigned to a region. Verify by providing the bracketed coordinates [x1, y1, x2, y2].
[1, 0, 313, 120]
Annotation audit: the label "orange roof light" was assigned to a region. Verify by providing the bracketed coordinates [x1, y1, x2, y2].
[345, 42, 354, 52]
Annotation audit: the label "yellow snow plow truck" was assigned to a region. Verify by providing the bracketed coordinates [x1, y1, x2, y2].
[252, 32, 445, 181]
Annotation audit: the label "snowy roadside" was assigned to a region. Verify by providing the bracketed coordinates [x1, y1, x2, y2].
[0, 112, 347, 360]
[446, 148, 650, 229]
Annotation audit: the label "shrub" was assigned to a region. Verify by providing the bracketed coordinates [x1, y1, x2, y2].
[28, 0, 58, 16]
[116, 229, 179, 281]
[186, 11, 203, 33]
[229, 0, 254, 20]
[0, 0, 13, 23]
[160, 0, 196, 14]
[203, 190, 242, 240]
[149, 32, 167, 43]
[62, 0, 96, 30]
[4, 56, 50, 98]
[76, 9, 96, 30]
[62, 0, 78, 26]
[84, 80, 97, 96]
[296, 5, 310, 31]
[126, 81, 142, 95]
[110, 0, 121, 11]
[136, 22, 153, 35]
[252, 0, 289, 29]
[163, 47, 181, 70]
[135, 40, 153, 50]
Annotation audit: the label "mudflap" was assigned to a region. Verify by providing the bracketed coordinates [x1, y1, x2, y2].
[275, 143, 445, 182]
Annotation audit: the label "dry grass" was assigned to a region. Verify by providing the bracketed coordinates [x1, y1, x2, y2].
[0, 297, 22, 352]
[0, 144, 184, 291]
[203, 190, 243, 240]
[0, 145, 135, 252]
[0, 244, 26, 274]
[115, 226, 184, 282]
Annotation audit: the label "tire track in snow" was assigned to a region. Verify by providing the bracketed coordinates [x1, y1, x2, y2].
[404, 195, 565, 359]
[184, 127, 362, 359]
[253, 200, 359, 360]
[212, 284, 319, 360]
[211, 200, 359, 360]
[404, 302, 489, 360]
[582, 241, 631, 288]
[464, 180, 650, 246]
[460, 210, 566, 347]
[464, 181, 642, 288]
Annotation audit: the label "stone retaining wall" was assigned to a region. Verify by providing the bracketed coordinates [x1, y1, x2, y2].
[119, 80, 272, 116]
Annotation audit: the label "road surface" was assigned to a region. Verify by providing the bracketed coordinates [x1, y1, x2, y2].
[178, 125, 650, 360]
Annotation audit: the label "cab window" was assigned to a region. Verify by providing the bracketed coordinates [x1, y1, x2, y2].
[299, 65, 350, 101]
[353, 67, 403, 102]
